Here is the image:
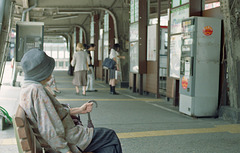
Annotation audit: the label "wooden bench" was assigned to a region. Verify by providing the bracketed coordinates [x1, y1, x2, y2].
[13, 105, 92, 153]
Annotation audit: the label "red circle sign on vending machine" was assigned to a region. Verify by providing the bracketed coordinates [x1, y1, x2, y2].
[203, 26, 213, 36]
[181, 76, 188, 89]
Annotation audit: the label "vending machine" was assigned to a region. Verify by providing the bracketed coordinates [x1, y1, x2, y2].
[179, 17, 221, 117]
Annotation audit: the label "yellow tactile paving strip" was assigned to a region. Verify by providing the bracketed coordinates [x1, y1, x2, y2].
[117, 124, 240, 139]
[1, 124, 240, 145]
[57, 88, 127, 90]
[58, 98, 163, 102]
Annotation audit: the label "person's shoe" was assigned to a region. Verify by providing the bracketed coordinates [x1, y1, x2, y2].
[111, 86, 118, 95]
[110, 92, 119, 95]
[75, 92, 79, 95]
[86, 89, 98, 92]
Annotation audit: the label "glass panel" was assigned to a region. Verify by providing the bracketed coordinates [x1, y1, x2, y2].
[170, 4, 189, 34]
[65, 61, 69, 67]
[90, 36, 94, 44]
[45, 51, 51, 57]
[129, 23, 139, 42]
[181, 0, 189, 5]
[52, 51, 58, 58]
[134, 0, 139, 22]
[104, 13, 109, 32]
[65, 51, 70, 58]
[79, 28, 83, 43]
[58, 51, 64, 58]
[103, 46, 109, 60]
[59, 61, 64, 67]
[98, 39, 102, 60]
[103, 32, 109, 60]
[147, 24, 157, 61]
[129, 42, 139, 73]
[172, 0, 180, 8]
[130, 0, 135, 23]
[91, 16, 94, 37]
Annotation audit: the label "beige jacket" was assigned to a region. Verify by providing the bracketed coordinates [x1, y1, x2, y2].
[19, 80, 93, 152]
[71, 51, 90, 72]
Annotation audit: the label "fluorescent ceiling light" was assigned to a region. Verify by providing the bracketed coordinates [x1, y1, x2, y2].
[53, 15, 79, 20]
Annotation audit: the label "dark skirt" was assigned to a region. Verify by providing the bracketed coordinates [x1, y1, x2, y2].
[109, 69, 116, 79]
[72, 70, 87, 86]
[82, 128, 122, 153]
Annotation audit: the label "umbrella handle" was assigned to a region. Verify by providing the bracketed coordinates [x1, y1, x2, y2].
[87, 100, 98, 128]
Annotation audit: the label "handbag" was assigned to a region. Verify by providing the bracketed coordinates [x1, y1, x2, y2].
[102, 57, 116, 69]
[115, 71, 122, 80]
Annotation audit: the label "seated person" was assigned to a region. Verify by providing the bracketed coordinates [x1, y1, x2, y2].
[19, 48, 122, 153]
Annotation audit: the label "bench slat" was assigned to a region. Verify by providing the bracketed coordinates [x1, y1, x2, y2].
[14, 105, 94, 153]
[15, 106, 26, 127]
[20, 139, 31, 151]
[18, 126, 27, 139]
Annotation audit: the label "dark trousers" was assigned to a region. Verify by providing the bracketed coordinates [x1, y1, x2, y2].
[83, 128, 122, 153]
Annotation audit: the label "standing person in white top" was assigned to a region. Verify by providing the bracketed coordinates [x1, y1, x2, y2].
[109, 44, 125, 95]
[71, 43, 90, 96]
[86, 44, 98, 92]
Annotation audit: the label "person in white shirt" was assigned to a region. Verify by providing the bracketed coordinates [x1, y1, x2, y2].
[109, 44, 125, 95]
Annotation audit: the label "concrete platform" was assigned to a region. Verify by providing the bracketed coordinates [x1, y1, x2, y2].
[0, 66, 240, 153]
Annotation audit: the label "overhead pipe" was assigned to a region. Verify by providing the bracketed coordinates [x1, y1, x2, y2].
[45, 24, 87, 44]
[21, 0, 37, 21]
[37, 7, 119, 43]
[75, 25, 87, 44]
[98, 8, 119, 43]
[59, 8, 119, 43]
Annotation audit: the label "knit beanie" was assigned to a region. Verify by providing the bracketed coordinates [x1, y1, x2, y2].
[21, 48, 55, 82]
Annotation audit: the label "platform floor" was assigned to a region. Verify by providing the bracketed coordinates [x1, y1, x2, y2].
[0, 64, 240, 153]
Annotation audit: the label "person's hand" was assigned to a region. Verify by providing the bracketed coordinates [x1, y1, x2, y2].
[80, 102, 93, 114]
[66, 151, 72, 153]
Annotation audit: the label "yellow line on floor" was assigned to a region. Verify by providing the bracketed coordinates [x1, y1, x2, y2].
[117, 124, 240, 139]
[0, 138, 16, 145]
[55, 79, 103, 83]
[1, 124, 240, 145]
[57, 98, 162, 102]
[58, 88, 126, 90]
[0, 97, 17, 101]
